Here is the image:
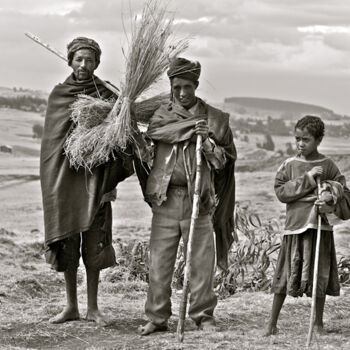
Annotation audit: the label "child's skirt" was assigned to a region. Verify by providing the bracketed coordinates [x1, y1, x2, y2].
[271, 229, 340, 297]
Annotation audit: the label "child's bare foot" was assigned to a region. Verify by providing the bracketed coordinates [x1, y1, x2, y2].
[263, 324, 278, 336]
[314, 324, 327, 335]
[139, 322, 168, 336]
[85, 309, 109, 326]
[199, 319, 217, 331]
[49, 307, 79, 324]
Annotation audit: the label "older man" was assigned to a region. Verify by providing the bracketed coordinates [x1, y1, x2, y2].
[41, 37, 134, 325]
[140, 57, 237, 335]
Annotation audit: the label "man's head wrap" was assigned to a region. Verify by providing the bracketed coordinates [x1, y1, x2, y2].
[167, 57, 201, 82]
[67, 37, 101, 67]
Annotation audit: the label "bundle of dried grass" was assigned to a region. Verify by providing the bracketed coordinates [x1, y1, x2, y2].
[69, 92, 169, 128]
[64, 93, 169, 170]
[64, 0, 188, 170]
[70, 95, 116, 129]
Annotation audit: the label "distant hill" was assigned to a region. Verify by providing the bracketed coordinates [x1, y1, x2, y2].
[0, 86, 48, 99]
[0, 86, 48, 113]
[223, 97, 346, 120]
[0, 108, 42, 157]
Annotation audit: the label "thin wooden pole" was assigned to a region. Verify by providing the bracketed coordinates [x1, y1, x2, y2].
[25, 32, 67, 62]
[306, 177, 322, 347]
[24, 32, 120, 96]
[177, 133, 203, 343]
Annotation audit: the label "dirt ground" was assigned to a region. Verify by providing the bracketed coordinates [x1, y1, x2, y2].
[1, 108, 350, 349]
[1, 171, 350, 350]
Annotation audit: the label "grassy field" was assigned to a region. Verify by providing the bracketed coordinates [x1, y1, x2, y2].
[1, 107, 350, 349]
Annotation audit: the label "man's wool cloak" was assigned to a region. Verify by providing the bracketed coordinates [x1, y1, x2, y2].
[145, 99, 237, 270]
[40, 74, 134, 246]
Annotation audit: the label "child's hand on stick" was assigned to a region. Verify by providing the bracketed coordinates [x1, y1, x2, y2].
[319, 189, 334, 204]
[309, 166, 323, 178]
[315, 199, 335, 214]
[315, 186, 335, 214]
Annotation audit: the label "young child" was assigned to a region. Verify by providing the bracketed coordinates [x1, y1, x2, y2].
[265, 115, 350, 336]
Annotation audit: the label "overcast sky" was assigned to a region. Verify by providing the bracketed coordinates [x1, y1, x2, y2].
[1, 0, 350, 114]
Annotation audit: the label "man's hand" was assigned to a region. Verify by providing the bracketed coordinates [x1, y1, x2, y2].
[315, 199, 335, 214]
[194, 120, 209, 141]
[309, 166, 323, 178]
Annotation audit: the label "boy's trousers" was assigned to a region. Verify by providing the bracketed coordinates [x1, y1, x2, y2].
[145, 186, 217, 326]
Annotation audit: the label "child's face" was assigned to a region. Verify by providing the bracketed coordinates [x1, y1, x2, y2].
[294, 128, 321, 158]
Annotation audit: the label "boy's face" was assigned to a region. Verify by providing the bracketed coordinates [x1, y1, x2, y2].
[294, 127, 321, 157]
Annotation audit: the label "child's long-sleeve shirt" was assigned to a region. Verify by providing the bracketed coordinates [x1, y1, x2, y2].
[275, 156, 350, 235]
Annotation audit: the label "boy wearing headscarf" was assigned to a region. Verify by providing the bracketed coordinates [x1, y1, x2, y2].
[140, 57, 237, 335]
[41, 37, 135, 325]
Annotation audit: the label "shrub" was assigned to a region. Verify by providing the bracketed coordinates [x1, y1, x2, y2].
[213, 204, 281, 297]
[285, 142, 295, 156]
[32, 123, 44, 138]
[104, 214, 349, 299]
[104, 239, 149, 284]
[338, 256, 350, 285]
[257, 133, 275, 151]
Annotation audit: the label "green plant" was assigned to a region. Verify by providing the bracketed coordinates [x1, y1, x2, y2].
[104, 213, 349, 299]
[32, 123, 44, 138]
[257, 133, 275, 151]
[104, 239, 149, 283]
[172, 243, 185, 290]
[214, 203, 281, 297]
[338, 256, 350, 286]
[170, 204, 281, 298]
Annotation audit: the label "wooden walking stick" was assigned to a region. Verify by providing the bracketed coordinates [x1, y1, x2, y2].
[306, 177, 322, 347]
[24, 32, 120, 96]
[177, 131, 203, 343]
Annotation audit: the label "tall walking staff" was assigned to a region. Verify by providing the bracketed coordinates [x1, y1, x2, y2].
[306, 177, 322, 347]
[177, 128, 203, 343]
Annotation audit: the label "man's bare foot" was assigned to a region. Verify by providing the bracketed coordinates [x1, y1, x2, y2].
[199, 320, 217, 331]
[263, 324, 278, 336]
[85, 309, 109, 326]
[139, 322, 168, 336]
[49, 307, 80, 324]
[314, 324, 327, 335]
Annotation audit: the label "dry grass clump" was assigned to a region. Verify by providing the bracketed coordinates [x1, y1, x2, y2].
[0, 228, 16, 237]
[103, 239, 149, 283]
[102, 239, 149, 295]
[14, 277, 45, 298]
[64, 0, 188, 170]
[64, 105, 119, 171]
[70, 95, 116, 129]
[64, 92, 169, 170]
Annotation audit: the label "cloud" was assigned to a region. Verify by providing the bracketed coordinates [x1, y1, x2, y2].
[298, 25, 350, 34]
[174, 17, 213, 25]
[323, 33, 350, 53]
[0, 0, 83, 16]
[2, 0, 350, 113]
[297, 25, 350, 54]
